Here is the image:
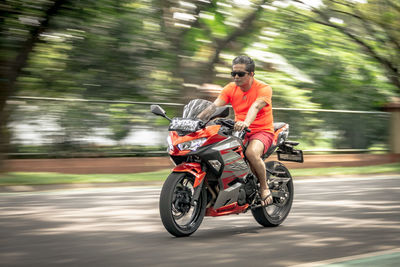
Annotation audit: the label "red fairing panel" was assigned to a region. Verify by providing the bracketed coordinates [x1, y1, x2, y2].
[172, 162, 206, 188]
[206, 203, 249, 217]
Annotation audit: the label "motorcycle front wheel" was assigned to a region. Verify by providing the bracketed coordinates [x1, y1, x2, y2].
[252, 161, 294, 227]
[159, 172, 206, 237]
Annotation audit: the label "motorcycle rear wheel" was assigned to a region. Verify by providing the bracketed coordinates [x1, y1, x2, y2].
[252, 161, 294, 227]
[159, 172, 206, 237]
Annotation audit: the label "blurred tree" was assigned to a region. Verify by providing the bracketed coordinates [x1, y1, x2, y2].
[0, 0, 68, 169]
[291, 0, 399, 93]
[158, 0, 274, 99]
[1, 0, 398, 163]
[267, 2, 394, 148]
[7, 0, 181, 150]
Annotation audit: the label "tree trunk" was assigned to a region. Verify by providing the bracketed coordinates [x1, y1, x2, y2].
[0, 0, 68, 172]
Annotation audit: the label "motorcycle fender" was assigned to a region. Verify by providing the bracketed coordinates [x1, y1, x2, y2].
[172, 162, 206, 205]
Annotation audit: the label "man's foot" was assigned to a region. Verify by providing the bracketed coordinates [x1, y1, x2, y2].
[260, 189, 273, 206]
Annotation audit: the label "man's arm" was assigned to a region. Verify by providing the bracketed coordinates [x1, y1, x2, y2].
[234, 99, 267, 131]
[197, 98, 226, 120]
[213, 97, 226, 107]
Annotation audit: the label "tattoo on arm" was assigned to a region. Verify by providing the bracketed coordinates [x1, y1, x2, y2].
[197, 103, 216, 120]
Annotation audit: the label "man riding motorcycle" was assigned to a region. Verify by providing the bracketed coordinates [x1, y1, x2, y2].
[198, 55, 274, 206]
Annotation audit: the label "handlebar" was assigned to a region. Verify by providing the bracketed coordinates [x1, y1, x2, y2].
[216, 119, 251, 134]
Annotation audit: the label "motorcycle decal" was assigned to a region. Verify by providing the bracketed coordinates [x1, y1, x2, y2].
[218, 145, 250, 187]
[221, 173, 247, 189]
[171, 125, 221, 146]
[233, 145, 245, 158]
[219, 145, 244, 158]
[225, 157, 248, 170]
[222, 152, 242, 166]
[212, 138, 241, 152]
[219, 148, 233, 155]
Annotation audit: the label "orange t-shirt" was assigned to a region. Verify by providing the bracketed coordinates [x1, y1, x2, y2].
[218, 79, 274, 134]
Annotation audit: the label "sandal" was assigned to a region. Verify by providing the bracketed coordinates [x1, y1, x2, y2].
[260, 191, 273, 207]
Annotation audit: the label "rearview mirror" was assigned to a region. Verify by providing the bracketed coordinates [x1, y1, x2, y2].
[150, 104, 172, 121]
[151, 105, 167, 117]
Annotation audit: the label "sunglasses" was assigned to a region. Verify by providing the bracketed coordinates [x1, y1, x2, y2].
[231, 71, 249, 77]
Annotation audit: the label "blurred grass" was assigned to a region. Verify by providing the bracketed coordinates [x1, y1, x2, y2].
[0, 169, 170, 185]
[291, 163, 400, 177]
[0, 163, 399, 186]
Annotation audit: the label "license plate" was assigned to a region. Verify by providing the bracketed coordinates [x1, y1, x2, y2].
[168, 118, 202, 132]
[277, 149, 304, 163]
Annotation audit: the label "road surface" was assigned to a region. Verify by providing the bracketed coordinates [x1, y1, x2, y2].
[1, 175, 399, 266]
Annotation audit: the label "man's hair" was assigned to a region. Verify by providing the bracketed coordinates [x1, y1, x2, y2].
[232, 55, 255, 73]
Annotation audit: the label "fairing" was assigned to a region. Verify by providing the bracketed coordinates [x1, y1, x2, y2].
[167, 100, 252, 215]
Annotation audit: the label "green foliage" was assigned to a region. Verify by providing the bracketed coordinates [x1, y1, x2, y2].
[266, 12, 394, 149]
[2, 0, 397, 155]
[107, 104, 133, 141]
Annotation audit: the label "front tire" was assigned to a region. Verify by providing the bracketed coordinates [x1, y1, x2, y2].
[159, 172, 206, 237]
[252, 161, 294, 227]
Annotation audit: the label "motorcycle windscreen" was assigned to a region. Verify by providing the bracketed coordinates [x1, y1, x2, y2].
[182, 99, 216, 122]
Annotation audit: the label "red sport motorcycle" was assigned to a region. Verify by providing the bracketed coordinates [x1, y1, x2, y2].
[151, 99, 303, 237]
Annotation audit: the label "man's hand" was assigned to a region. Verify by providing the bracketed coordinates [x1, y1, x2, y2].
[234, 120, 249, 132]
[235, 99, 266, 132]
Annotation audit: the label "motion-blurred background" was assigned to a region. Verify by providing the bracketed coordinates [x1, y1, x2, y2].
[1, 0, 399, 162]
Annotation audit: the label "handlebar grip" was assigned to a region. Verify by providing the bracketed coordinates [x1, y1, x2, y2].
[218, 119, 251, 133]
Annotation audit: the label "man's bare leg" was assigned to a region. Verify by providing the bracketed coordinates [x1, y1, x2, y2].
[245, 139, 273, 205]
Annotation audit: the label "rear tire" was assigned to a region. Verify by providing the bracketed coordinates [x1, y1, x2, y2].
[252, 161, 294, 227]
[159, 172, 206, 237]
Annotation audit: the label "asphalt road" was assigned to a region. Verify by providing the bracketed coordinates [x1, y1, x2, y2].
[1, 175, 399, 267]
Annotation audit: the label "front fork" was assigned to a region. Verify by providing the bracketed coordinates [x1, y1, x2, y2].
[172, 162, 206, 205]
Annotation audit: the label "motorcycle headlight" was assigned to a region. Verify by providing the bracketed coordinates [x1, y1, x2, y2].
[177, 138, 207, 151]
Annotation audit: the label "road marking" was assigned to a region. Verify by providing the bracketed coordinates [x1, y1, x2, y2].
[290, 248, 400, 267]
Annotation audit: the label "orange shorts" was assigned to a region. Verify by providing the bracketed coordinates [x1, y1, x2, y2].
[245, 131, 274, 154]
